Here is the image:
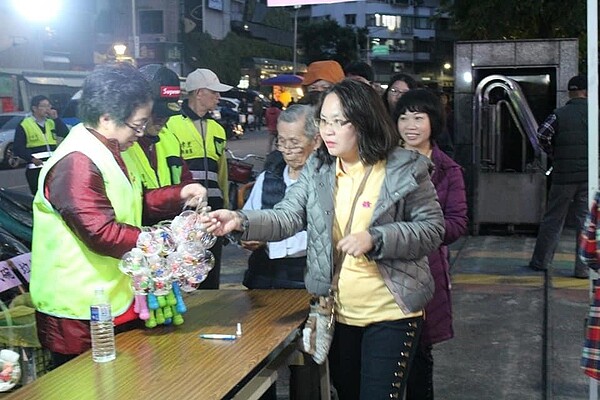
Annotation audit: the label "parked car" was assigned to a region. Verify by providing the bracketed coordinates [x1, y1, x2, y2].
[0, 112, 28, 169]
[219, 98, 241, 113]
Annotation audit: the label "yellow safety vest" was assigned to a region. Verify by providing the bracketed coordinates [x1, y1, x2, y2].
[20, 117, 58, 148]
[166, 115, 228, 206]
[123, 130, 182, 189]
[30, 124, 142, 319]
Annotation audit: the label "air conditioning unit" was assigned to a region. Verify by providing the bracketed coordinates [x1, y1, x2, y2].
[158, 36, 167, 43]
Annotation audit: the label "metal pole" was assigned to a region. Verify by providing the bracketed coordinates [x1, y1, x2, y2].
[587, 1, 599, 399]
[293, 5, 300, 74]
[132, 0, 139, 60]
[366, 34, 370, 65]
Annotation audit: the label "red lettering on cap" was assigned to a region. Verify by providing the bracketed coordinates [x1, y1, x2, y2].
[160, 86, 181, 98]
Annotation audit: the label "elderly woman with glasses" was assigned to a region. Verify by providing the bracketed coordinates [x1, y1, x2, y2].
[202, 79, 444, 399]
[29, 63, 206, 369]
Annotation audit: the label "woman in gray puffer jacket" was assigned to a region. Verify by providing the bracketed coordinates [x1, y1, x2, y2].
[204, 79, 444, 400]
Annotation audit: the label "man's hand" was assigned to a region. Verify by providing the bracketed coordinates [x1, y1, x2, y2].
[336, 231, 374, 258]
[31, 157, 43, 167]
[48, 109, 58, 119]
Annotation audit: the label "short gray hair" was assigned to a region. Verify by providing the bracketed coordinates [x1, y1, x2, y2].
[277, 104, 317, 139]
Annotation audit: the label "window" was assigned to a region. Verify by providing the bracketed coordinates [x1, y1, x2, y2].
[139, 10, 164, 35]
[414, 17, 432, 30]
[345, 14, 356, 25]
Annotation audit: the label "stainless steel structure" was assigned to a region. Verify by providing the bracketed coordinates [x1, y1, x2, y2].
[453, 39, 579, 234]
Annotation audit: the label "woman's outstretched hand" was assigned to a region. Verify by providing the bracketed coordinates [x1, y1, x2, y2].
[200, 209, 242, 236]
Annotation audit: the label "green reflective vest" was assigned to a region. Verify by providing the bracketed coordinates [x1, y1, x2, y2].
[122, 130, 183, 189]
[30, 124, 142, 320]
[20, 117, 58, 148]
[166, 115, 228, 207]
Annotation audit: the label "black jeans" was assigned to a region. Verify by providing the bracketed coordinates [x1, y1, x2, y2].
[406, 342, 434, 400]
[25, 168, 41, 196]
[329, 316, 423, 400]
[243, 247, 306, 289]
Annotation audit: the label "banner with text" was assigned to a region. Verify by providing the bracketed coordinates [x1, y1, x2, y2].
[267, 0, 355, 6]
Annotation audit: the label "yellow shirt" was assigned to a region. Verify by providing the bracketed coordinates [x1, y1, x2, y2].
[334, 159, 422, 326]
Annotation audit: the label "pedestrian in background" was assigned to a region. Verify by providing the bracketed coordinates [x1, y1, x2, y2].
[202, 79, 445, 399]
[382, 73, 417, 115]
[13, 95, 70, 195]
[528, 75, 591, 279]
[300, 60, 345, 105]
[395, 89, 468, 400]
[252, 95, 263, 131]
[264, 100, 281, 152]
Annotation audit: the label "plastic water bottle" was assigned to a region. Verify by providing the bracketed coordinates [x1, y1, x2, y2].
[90, 287, 116, 362]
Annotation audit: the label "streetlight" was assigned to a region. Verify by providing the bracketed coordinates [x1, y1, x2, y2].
[292, 5, 301, 74]
[113, 43, 127, 57]
[12, 0, 62, 22]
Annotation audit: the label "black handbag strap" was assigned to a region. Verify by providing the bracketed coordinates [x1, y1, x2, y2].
[331, 165, 373, 292]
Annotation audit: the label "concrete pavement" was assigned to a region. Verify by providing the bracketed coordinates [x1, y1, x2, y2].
[220, 225, 592, 399]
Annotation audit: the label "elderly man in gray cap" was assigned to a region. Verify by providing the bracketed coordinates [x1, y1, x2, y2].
[528, 75, 590, 279]
[164, 68, 233, 289]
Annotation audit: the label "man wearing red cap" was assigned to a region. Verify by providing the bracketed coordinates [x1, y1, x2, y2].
[528, 75, 590, 278]
[122, 64, 194, 225]
[164, 68, 233, 289]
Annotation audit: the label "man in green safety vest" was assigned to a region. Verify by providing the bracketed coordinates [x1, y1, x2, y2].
[13, 95, 70, 195]
[163, 68, 232, 289]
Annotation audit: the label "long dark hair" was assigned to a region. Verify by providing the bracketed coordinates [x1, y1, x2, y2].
[394, 89, 445, 142]
[314, 79, 399, 167]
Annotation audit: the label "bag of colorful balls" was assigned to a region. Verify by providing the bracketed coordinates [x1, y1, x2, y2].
[119, 202, 216, 328]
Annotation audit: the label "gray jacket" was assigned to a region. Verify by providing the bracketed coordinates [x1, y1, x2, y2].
[242, 147, 445, 314]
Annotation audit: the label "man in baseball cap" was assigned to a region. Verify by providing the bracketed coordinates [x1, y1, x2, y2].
[527, 74, 590, 278]
[300, 60, 344, 105]
[163, 67, 233, 289]
[185, 68, 233, 92]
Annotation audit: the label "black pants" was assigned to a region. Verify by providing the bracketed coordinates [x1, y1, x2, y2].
[26, 168, 41, 196]
[243, 247, 306, 289]
[329, 317, 423, 400]
[406, 342, 434, 400]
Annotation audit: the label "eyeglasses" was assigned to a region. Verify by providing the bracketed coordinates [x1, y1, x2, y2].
[275, 138, 305, 152]
[124, 121, 148, 134]
[388, 88, 409, 97]
[315, 118, 351, 130]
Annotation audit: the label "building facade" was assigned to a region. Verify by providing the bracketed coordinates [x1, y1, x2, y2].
[302, 0, 454, 86]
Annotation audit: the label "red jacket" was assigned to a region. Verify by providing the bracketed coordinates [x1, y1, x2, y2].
[36, 130, 186, 355]
[264, 106, 281, 134]
[420, 144, 468, 346]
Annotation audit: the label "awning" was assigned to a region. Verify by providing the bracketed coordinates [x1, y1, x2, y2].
[260, 74, 303, 86]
